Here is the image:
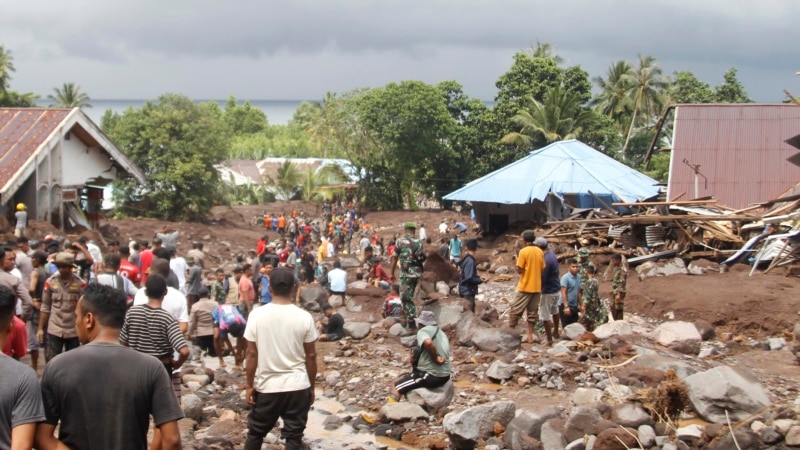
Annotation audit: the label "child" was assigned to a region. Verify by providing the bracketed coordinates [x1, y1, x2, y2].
[382, 285, 403, 319]
[580, 265, 606, 331]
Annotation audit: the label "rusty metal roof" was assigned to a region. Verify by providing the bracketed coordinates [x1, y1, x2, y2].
[0, 108, 71, 191]
[669, 104, 800, 209]
[0, 107, 146, 202]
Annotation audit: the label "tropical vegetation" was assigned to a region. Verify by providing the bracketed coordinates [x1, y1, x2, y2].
[0, 41, 762, 217]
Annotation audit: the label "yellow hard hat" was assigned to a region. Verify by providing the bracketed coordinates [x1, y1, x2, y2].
[16, 203, 25, 211]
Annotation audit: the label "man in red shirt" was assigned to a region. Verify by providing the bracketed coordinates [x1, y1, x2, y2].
[367, 257, 391, 290]
[238, 264, 256, 318]
[118, 246, 141, 286]
[256, 236, 267, 257]
[2, 316, 27, 359]
[139, 239, 159, 284]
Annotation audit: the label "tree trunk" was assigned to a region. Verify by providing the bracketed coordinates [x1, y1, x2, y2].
[621, 92, 641, 158]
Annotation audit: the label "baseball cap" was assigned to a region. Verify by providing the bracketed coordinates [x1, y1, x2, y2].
[269, 266, 296, 289]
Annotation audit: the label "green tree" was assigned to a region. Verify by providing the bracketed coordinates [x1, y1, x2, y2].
[299, 164, 348, 202]
[0, 45, 37, 107]
[591, 60, 634, 132]
[47, 82, 91, 108]
[714, 67, 752, 103]
[621, 55, 666, 157]
[267, 160, 302, 201]
[666, 71, 716, 104]
[102, 93, 231, 221]
[0, 45, 14, 93]
[223, 96, 268, 134]
[501, 86, 591, 145]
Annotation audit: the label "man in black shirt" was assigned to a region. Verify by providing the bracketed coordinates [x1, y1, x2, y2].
[36, 283, 184, 450]
[316, 304, 344, 342]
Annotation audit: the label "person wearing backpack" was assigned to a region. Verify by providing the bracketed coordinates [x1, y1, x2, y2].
[95, 254, 138, 306]
[390, 222, 426, 329]
[389, 310, 450, 401]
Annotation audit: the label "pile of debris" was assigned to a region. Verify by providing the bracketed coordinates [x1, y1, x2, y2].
[537, 192, 800, 275]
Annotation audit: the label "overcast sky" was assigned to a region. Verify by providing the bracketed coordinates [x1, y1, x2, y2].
[1, 0, 798, 102]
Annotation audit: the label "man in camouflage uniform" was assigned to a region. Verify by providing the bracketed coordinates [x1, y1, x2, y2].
[577, 247, 595, 290]
[390, 222, 425, 328]
[610, 254, 627, 320]
[580, 265, 606, 331]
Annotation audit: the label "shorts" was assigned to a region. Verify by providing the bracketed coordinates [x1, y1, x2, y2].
[539, 293, 560, 321]
[508, 291, 541, 323]
[26, 319, 41, 352]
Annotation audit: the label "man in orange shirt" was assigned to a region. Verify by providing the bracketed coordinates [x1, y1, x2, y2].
[508, 230, 545, 344]
[278, 213, 287, 238]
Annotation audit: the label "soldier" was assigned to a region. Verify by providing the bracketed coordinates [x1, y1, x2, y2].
[580, 265, 606, 331]
[610, 254, 627, 320]
[576, 247, 595, 289]
[390, 222, 426, 329]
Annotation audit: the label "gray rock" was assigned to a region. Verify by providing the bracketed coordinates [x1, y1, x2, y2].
[651, 321, 702, 355]
[471, 327, 521, 352]
[201, 418, 241, 447]
[435, 281, 450, 295]
[182, 394, 204, 422]
[503, 407, 562, 447]
[400, 335, 417, 347]
[637, 424, 656, 447]
[426, 303, 465, 328]
[547, 343, 571, 355]
[327, 294, 343, 308]
[494, 265, 510, 275]
[406, 380, 455, 414]
[323, 415, 343, 430]
[181, 373, 211, 386]
[389, 323, 406, 336]
[632, 354, 697, 380]
[684, 365, 771, 423]
[675, 424, 703, 440]
[486, 360, 517, 381]
[185, 381, 202, 392]
[612, 404, 653, 428]
[564, 323, 587, 341]
[571, 388, 603, 407]
[347, 280, 369, 289]
[603, 384, 632, 400]
[344, 297, 362, 312]
[343, 322, 371, 339]
[299, 284, 329, 305]
[564, 406, 603, 443]
[707, 428, 759, 450]
[324, 370, 341, 385]
[774, 418, 797, 434]
[693, 319, 715, 341]
[758, 425, 782, 444]
[769, 337, 786, 350]
[539, 418, 567, 450]
[444, 401, 516, 449]
[379, 402, 429, 421]
[592, 321, 633, 341]
[338, 257, 360, 269]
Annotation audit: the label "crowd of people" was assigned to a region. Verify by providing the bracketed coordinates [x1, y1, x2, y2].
[0, 198, 628, 449]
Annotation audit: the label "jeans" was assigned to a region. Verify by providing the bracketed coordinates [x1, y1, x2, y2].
[244, 388, 312, 450]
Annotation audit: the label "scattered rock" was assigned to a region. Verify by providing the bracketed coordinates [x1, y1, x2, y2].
[684, 365, 772, 423]
[593, 427, 638, 450]
[406, 380, 455, 414]
[486, 360, 517, 381]
[592, 321, 633, 341]
[343, 322, 371, 339]
[651, 321, 702, 355]
[470, 327, 521, 352]
[503, 407, 561, 447]
[612, 404, 652, 428]
[539, 418, 567, 450]
[564, 323, 587, 341]
[379, 402, 429, 421]
[571, 388, 603, 406]
[693, 319, 715, 341]
[182, 394, 204, 422]
[443, 401, 516, 449]
[563, 406, 603, 442]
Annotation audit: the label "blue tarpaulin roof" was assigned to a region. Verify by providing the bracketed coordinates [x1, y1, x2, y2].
[444, 140, 660, 204]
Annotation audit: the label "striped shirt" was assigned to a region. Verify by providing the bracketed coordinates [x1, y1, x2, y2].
[120, 304, 187, 358]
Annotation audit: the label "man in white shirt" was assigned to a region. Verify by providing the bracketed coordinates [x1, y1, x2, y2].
[133, 259, 188, 333]
[438, 220, 448, 235]
[169, 250, 188, 294]
[244, 267, 317, 450]
[326, 261, 347, 297]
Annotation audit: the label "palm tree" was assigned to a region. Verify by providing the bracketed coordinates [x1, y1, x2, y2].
[267, 160, 301, 201]
[0, 46, 15, 93]
[620, 55, 666, 157]
[47, 82, 92, 108]
[299, 164, 348, 202]
[500, 85, 590, 146]
[591, 60, 634, 133]
[527, 41, 564, 64]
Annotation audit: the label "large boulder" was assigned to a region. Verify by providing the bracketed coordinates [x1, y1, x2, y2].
[571, 388, 603, 407]
[426, 302, 465, 328]
[486, 360, 517, 382]
[612, 404, 653, 428]
[182, 394, 204, 422]
[471, 328, 521, 352]
[406, 380, 455, 414]
[444, 401, 516, 449]
[684, 366, 771, 423]
[592, 321, 633, 341]
[632, 354, 696, 380]
[503, 407, 562, 448]
[299, 284, 329, 306]
[379, 402, 429, 421]
[341, 322, 369, 340]
[563, 406, 604, 443]
[539, 418, 567, 450]
[564, 323, 587, 341]
[651, 321, 702, 354]
[338, 256, 361, 269]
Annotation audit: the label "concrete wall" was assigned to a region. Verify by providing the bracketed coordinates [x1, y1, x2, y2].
[61, 132, 119, 186]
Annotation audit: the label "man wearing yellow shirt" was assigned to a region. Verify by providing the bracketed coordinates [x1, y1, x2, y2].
[508, 230, 545, 344]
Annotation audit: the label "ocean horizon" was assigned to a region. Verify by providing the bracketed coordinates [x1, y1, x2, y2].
[34, 98, 308, 126]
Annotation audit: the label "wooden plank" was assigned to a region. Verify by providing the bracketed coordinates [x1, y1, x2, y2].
[545, 214, 757, 226]
[611, 199, 718, 207]
[587, 190, 617, 213]
[577, 211, 595, 235]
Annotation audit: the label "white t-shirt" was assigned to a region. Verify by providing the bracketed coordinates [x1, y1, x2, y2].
[438, 223, 448, 234]
[133, 287, 189, 323]
[170, 257, 188, 290]
[244, 303, 317, 393]
[327, 268, 347, 293]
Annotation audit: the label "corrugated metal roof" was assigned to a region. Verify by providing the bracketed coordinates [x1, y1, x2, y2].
[444, 139, 660, 204]
[0, 108, 71, 191]
[0, 107, 147, 201]
[669, 104, 800, 209]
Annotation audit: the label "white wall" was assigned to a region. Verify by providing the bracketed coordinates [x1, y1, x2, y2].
[61, 133, 119, 186]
